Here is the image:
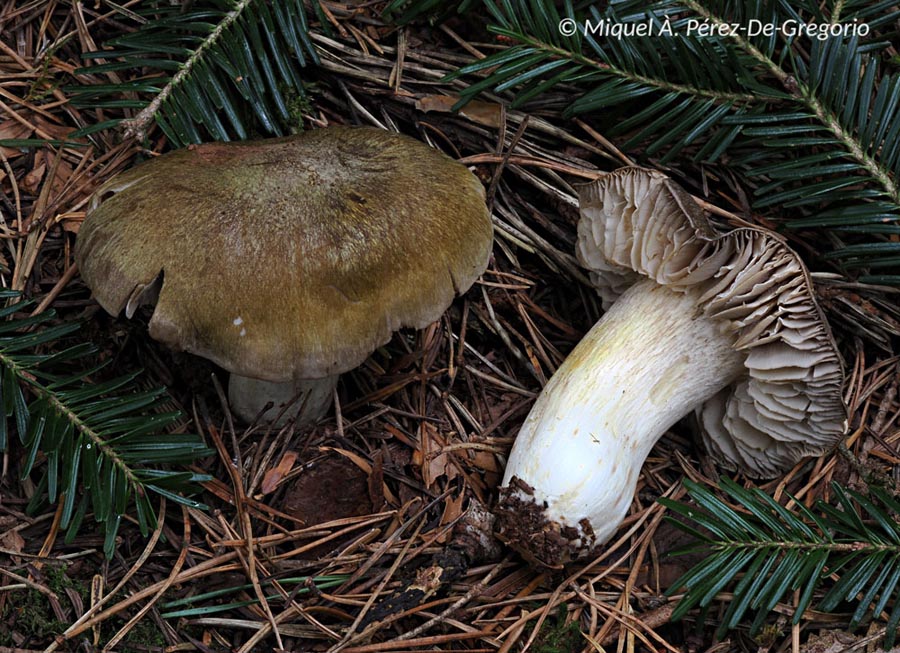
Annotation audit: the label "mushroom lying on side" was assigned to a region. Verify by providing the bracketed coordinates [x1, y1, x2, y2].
[496, 167, 847, 568]
[75, 126, 493, 426]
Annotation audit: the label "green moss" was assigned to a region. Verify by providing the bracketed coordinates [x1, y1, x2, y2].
[531, 606, 584, 653]
[283, 82, 318, 132]
[119, 618, 168, 652]
[0, 563, 165, 651]
[45, 563, 82, 594]
[26, 39, 66, 102]
[0, 564, 82, 646]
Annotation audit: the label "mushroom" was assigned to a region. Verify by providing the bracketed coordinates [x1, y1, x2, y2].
[495, 167, 846, 568]
[74, 126, 493, 426]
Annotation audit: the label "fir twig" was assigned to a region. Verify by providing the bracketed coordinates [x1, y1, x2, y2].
[444, 0, 900, 280]
[0, 290, 211, 558]
[120, 0, 257, 142]
[69, 0, 321, 145]
[682, 0, 900, 204]
[662, 477, 900, 646]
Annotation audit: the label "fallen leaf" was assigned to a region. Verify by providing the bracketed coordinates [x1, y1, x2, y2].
[0, 528, 25, 555]
[21, 150, 75, 198]
[435, 493, 465, 543]
[281, 451, 371, 526]
[427, 450, 460, 486]
[58, 212, 85, 233]
[0, 119, 33, 159]
[33, 115, 77, 141]
[23, 161, 46, 194]
[469, 449, 499, 474]
[260, 450, 298, 495]
[802, 630, 883, 653]
[416, 94, 502, 128]
[418, 422, 459, 487]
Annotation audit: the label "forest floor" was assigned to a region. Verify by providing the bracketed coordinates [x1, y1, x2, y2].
[2, 2, 900, 652]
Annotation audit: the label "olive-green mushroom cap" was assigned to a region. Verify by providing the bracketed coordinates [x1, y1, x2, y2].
[75, 126, 493, 381]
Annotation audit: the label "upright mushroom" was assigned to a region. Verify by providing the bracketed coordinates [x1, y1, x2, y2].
[496, 167, 846, 567]
[75, 126, 493, 425]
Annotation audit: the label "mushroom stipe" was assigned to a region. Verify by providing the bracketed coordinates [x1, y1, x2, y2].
[496, 167, 847, 568]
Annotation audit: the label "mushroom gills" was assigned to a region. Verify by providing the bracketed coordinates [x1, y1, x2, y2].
[228, 374, 339, 427]
[497, 278, 745, 566]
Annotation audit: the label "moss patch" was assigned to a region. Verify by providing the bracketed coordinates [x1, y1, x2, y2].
[531, 606, 584, 653]
[0, 564, 81, 647]
[0, 563, 167, 652]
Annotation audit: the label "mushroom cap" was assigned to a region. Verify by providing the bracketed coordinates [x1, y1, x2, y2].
[577, 167, 846, 477]
[75, 126, 493, 382]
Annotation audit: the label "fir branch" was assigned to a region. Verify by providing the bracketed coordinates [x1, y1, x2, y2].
[36, 372, 146, 492]
[662, 478, 900, 646]
[120, 0, 257, 142]
[481, 32, 760, 106]
[0, 291, 211, 558]
[443, 0, 900, 281]
[447, 3, 770, 117]
[68, 0, 321, 146]
[681, 0, 900, 204]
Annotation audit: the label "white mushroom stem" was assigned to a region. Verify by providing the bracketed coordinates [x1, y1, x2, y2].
[498, 279, 745, 562]
[228, 374, 339, 427]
